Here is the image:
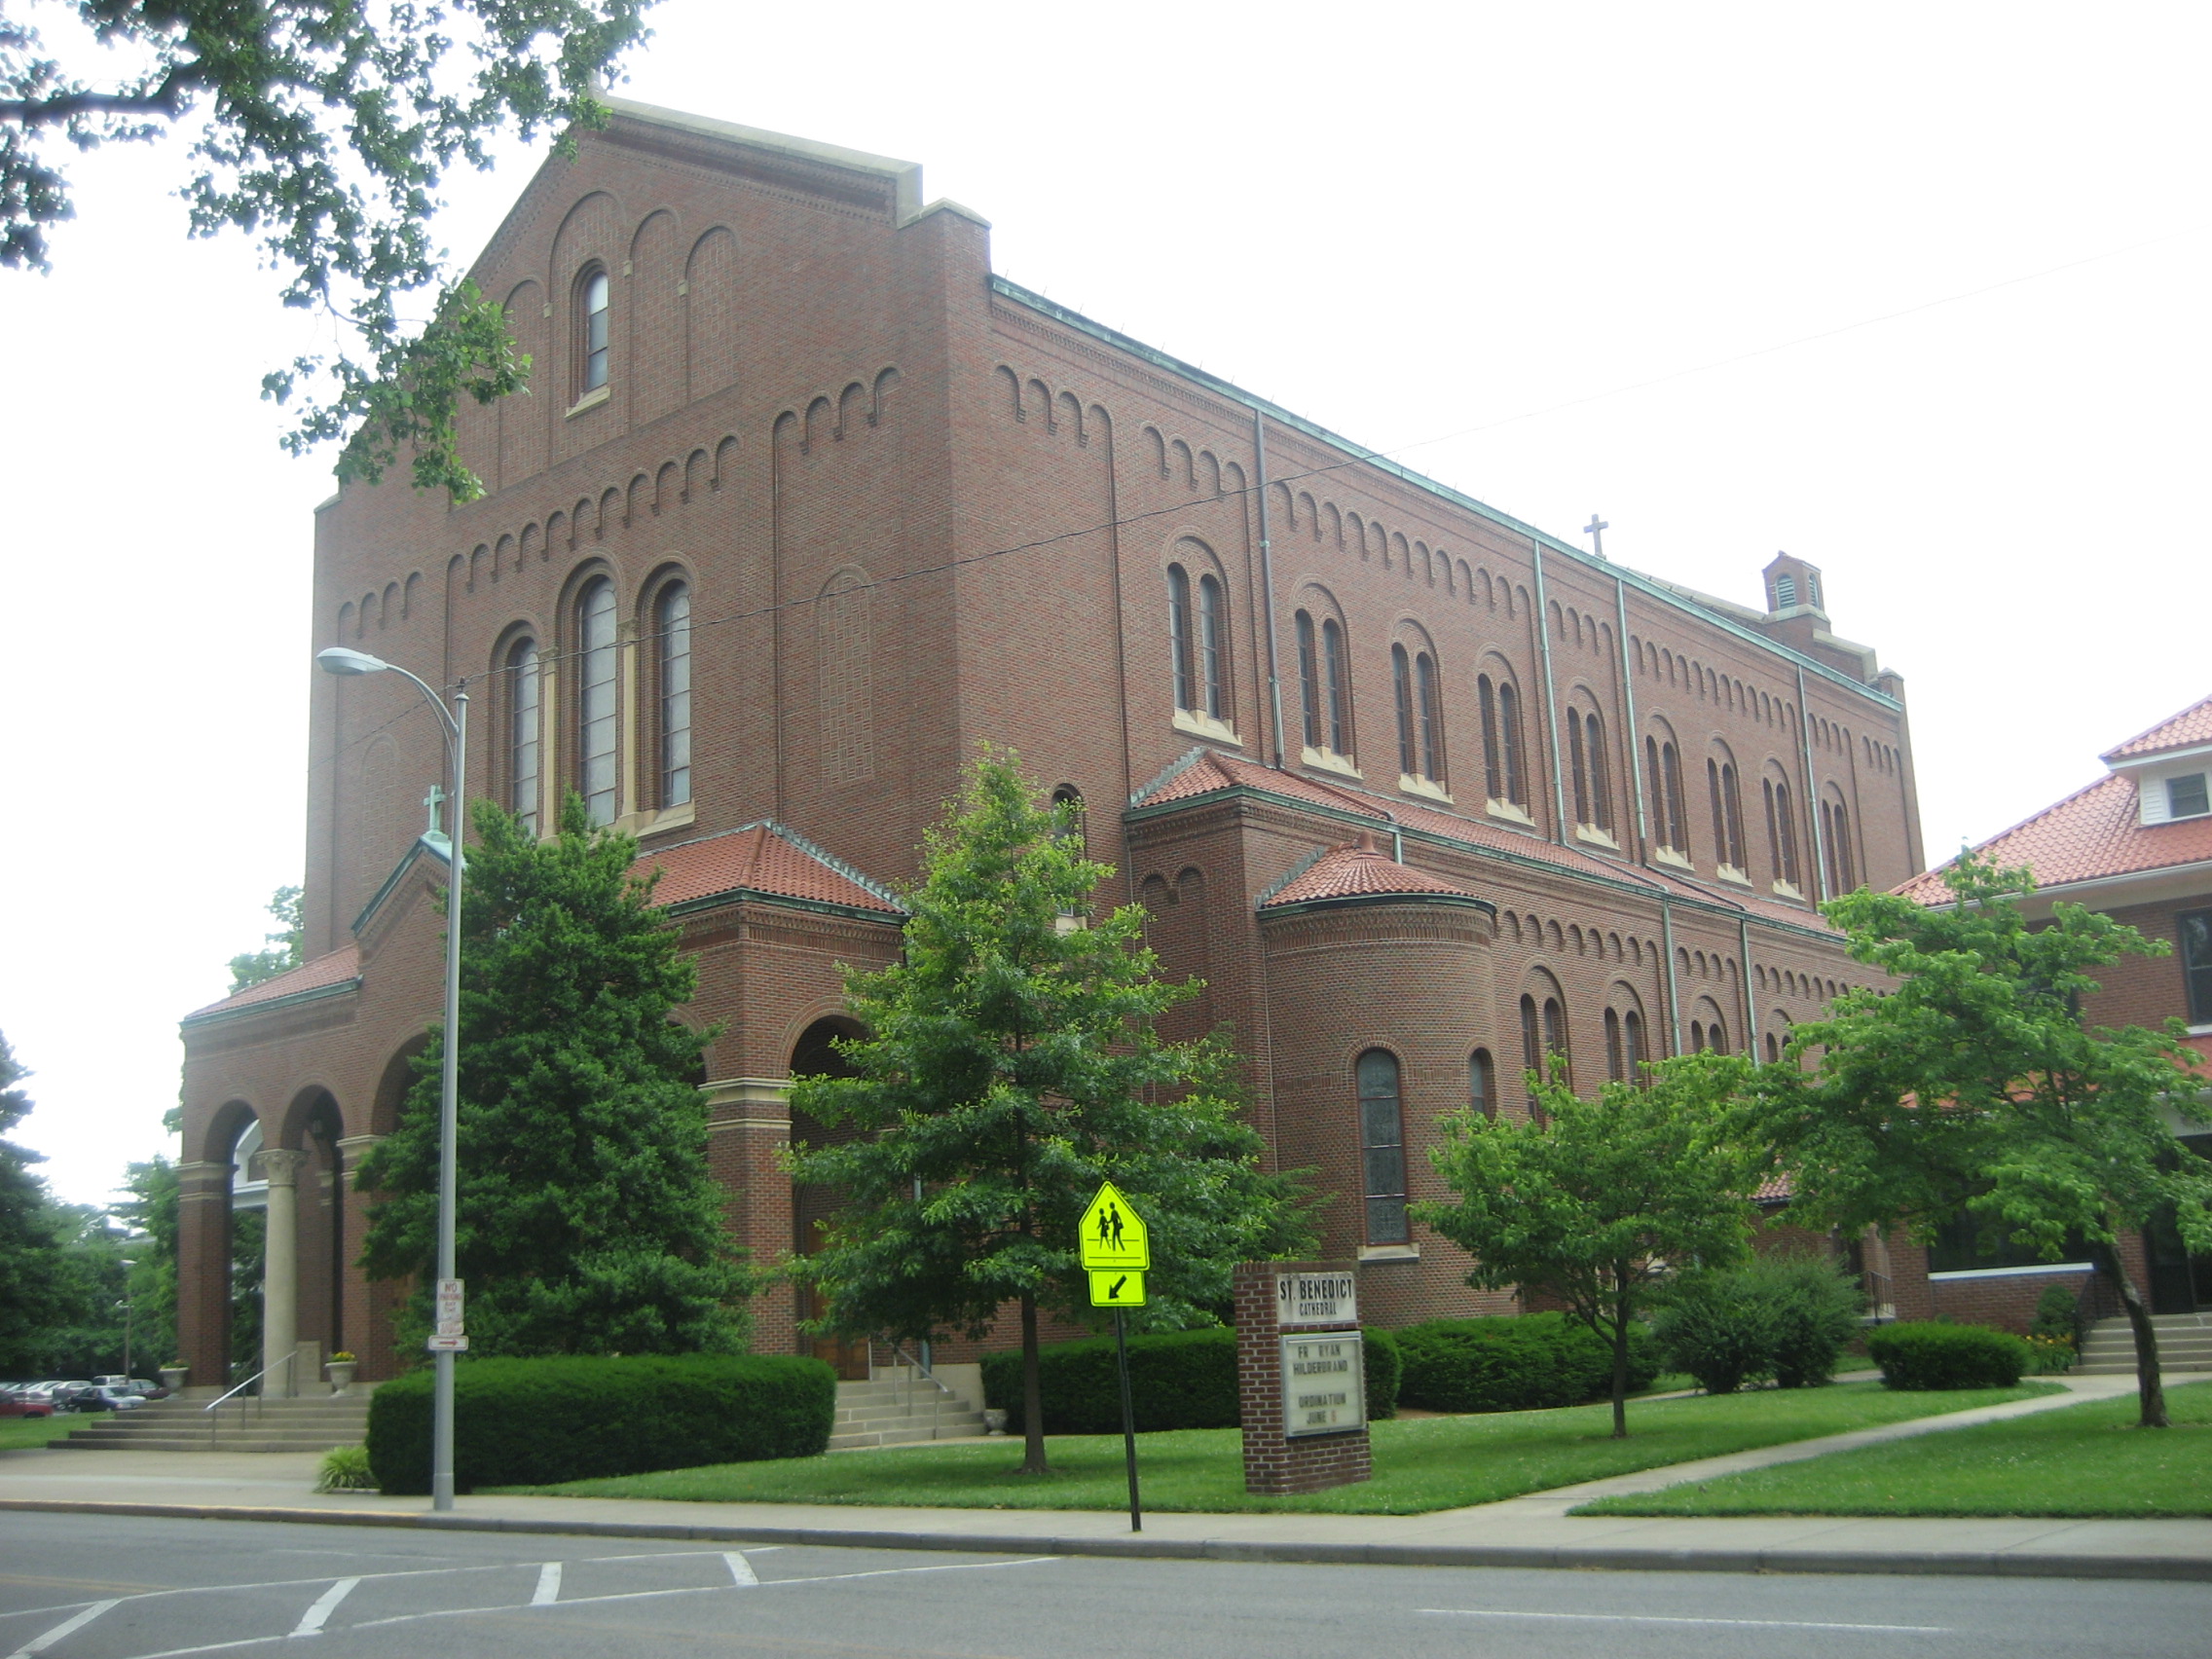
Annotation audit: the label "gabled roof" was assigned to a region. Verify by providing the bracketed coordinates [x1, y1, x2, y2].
[1260, 837, 1489, 910]
[2102, 693, 2212, 763]
[1132, 747, 1839, 936]
[1895, 770, 2212, 902]
[185, 945, 361, 1023]
[637, 821, 904, 917]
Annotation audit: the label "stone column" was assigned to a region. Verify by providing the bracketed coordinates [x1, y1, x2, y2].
[260, 1149, 309, 1396]
[336, 1134, 387, 1378]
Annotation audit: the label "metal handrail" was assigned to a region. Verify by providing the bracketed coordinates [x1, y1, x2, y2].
[881, 1340, 957, 1439]
[204, 1350, 296, 1442]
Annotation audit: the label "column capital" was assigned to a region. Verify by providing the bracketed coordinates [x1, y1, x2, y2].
[257, 1148, 311, 1186]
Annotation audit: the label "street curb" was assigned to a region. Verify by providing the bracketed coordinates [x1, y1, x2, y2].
[4, 1497, 2207, 1584]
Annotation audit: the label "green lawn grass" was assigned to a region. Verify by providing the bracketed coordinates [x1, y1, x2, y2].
[0, 1414, 77, 1450]
[1575, 1382, 2212, 1519]
[512, 1381, 2054, 1516]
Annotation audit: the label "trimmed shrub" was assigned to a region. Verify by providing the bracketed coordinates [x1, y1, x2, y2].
[981, 1325, 1406, 1434]
[365, 1353, 835, 1494]
[2030, 1283, 2083, 1350]
[1394, 1314, 1658, 1414]
[1865, 1321, 2029, 1390]
[1652, 1253, 1865, 1394]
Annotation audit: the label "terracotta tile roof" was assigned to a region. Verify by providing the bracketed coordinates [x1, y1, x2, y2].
[1134, 747, 1837, 933]
[186, 945, 360, 1019]
[1261, 837, 1485, 907]
[635, 821, 903, 915]
[2102, 693, 2212, 761]
[1896, 770, 2212, 903]
[1752, 1171, 1794, 1203]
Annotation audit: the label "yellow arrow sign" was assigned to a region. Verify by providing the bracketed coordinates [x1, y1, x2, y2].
[1088, 1270, 1147, 1308]
[1078, 1181, 1150, 1271]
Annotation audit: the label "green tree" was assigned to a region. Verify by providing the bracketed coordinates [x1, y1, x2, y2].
[787, 755, 1312, 1475]
[1419, 1054, 1763, 1437]
[357, 795, 746, 1358]
[1757, 851, 2212, 1427]
[114, 1155, 181, 1373]
[0, 1034, 74, 1375]
[227, 885, 305, 993]
[0, 1, 659, 499]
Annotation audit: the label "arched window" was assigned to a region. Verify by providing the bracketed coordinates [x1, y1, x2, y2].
[1824, 798, 1855, 892]
[1197, 573, 1227, 719]
[655, 581, 691, 809]
[576, 577, 618, 827]
[1295, 611, 1322, 749]
[1321, 618, 1349, 755]
[1519, 993, 1542, 1108]
[1709, 758, 1747, 870]
[506, 637, 540, 835]
[1167, 565, 1194, 712]
[1646, 736, 1688, 854]
[1763, 777, 1801, 886]
[578, 268, 610, 393]
[1604, 1008, 1625, 1082]
[1356, 1050, 1410, 1245]
[1479, 674, 1528, 805]
[1416, 651, 1444, 784]
[1765, 1031, 1781, 1063]
[1624, 1009, 1645, 1080]
[1469, 1048, 1495, 1118]
[1569, 710, 1611, 831]
[1543, 997, 1568, 1086]
[1392, 645, 1417, 777]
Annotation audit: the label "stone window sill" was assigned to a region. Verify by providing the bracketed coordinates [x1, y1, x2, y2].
[1172, 708, 1242, 747]
[1487, 798, 1533, 827]
[1398, 774, 1454, 805]
[1358, 1243, 1419, 1262]
[1715, 864, 1752, 888]
[1771, 878, 1806, 901]
[1300, 745, 1362, 780]
[565, 384, 611, 420]
[630, 800, 696, 839]
[1653, 845, 1694, 870]
[1574, 824, 1621, 851]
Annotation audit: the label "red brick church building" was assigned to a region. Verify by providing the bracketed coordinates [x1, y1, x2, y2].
[175, 100, 1926, 1389]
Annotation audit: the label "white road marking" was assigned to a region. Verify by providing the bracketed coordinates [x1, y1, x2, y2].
[288, 1579, 358, 1638]
[7, 1600, 119, 1657]
[530, 1563, 562, 1606]
[721, 1553, 756, 1588]
[1419, 1608, 1947, 1633]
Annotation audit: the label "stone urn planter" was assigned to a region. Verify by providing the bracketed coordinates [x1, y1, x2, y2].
[324, 1356, 358, 1395]
[160, 1365, 188, 1395]
[982, 1408, 1008, 1436]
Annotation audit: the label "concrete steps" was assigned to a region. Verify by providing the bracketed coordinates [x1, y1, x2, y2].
[829, 1364, 990, 1451]
[55, 1393, 370, 1453]
[2075, 1311, 2212, 1374]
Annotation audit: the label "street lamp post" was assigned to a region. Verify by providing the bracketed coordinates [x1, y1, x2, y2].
[317, 645, 468, 1512]
[118, 1258, 135, 1378]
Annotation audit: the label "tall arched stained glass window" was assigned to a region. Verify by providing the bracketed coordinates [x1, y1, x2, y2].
[1295, 611, 1321, 749]
[1197, 572, 1227, 719]
[1415, 651, 1444, 783]
[580, 269, 610, 393]
[507, 638, 539, 835]
[1321, 618, 1349, 754]
[656, 581, 691, 808]
[1356, 1050, 1410, 1245]
[1469, 1048, 1495, 1118]
[576, 577, 618, 826]
[1167, 565, 1195, 712]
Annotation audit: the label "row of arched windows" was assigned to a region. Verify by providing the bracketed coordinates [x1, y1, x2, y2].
[498, 573, 692, 832]
[1167, 563, 1230, 724]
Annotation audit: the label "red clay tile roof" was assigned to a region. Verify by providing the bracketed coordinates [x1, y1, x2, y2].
[635, 821, 903, 915]
[186, 944, 360, 1019]
[1896, 770, 2212, 903]
[2102, 693, 2212, 762]
[1135, 747, 1836, 933]
[1262, 838, 1485, 907]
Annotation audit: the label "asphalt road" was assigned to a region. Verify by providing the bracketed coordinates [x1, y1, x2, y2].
[2, 1513, 2207, 1659]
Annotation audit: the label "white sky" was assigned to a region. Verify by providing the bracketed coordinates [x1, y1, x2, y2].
[3, 1, 2206, 1206]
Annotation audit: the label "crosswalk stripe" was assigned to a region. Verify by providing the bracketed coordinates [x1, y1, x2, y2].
[531, 1564, 562, 1606]
[288, 1579, 358, 1638]
[722, 1554, 757, 1587]
[9, 1600, 120, 1658]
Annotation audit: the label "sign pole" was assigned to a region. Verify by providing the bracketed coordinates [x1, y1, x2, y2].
[1114, 1307, 1141, 1531]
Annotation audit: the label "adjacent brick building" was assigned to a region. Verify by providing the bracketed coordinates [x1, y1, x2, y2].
[1887, 695, 2212, 1328]
[175, 100, 1928, 1388]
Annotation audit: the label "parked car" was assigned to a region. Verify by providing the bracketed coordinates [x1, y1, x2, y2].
[35, 1382, 92, 1410]
[0, 1386, 55, 1418]
[74, 1385, 144, 1412]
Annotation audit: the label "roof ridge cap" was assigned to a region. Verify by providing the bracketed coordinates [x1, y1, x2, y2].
[748, 818, 908, 912]
[1129, 745, 1211, 806]
[1254, 842, 1335, 908]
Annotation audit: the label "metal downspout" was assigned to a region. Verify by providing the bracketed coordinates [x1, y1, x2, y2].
[1661, 896, 1683, 1055]
[1795, 664, 1829, 903]
[1253, 409, 1288, 769]
[1738, 912, 1756, 1057]
[1615, 575, 1648, 858]
[1530, 537, 1568, 844]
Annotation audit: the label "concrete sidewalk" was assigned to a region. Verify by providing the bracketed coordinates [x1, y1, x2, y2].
[4, 1376, 2207, 1585]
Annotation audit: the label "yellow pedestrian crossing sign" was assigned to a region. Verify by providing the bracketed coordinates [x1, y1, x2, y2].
[1089, 1270, 1147, 1308]
[1078, 1181, 1150, 1271]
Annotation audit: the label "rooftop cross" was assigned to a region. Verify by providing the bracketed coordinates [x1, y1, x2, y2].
[1584, 514, 1609, 561]
[423, 783, 447, 840]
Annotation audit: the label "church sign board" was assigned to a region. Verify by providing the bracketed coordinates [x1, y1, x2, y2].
[1275, 1270, 1356, 1327]
[1235, 1259, 1372, 1493]
[1280, 1331, 1365, 1437]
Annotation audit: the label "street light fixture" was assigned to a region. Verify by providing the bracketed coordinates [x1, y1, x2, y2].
[316, 645, 469, 1512]
[119, 1259, 136, 1379]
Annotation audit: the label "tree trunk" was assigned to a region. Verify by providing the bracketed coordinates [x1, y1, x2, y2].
[1018, 1289, 1050, 1473]
[1609, 1272, 1631, 1439]
[2094, 1237, 2167, 1429]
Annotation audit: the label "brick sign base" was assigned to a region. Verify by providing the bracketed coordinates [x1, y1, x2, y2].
[1235, 1260, 1372, 1494]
